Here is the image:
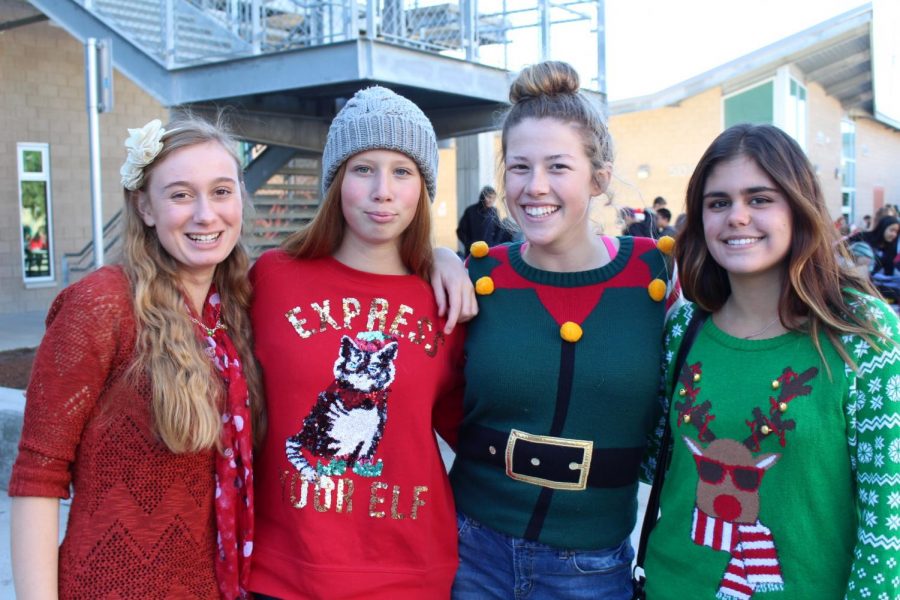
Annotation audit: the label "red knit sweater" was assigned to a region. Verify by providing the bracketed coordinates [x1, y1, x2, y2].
[8, 266, 219, 599]
[249, 252, 465, 599]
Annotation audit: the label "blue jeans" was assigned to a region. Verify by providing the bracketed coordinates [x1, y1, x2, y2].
[452, 512, 634, 600]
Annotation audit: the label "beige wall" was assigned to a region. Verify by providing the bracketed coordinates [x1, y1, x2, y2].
[0, 17, 166, 314]
[608, 88, 724, 229]
[432, 146, 459, 251]
[855, 117, 900, 224]
[804, 81, 845, 219]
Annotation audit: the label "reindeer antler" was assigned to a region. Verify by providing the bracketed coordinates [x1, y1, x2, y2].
[743, 366, 818, 451]
[674, 361, 716, 443]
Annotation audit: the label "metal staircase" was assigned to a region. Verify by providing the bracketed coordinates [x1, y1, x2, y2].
[246, 152, 321, 258]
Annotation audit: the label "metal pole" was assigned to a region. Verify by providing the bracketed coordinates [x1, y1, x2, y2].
[85, 38, 104, 268]
[596, 0, 607, 102]
[539, 0, 550, 61]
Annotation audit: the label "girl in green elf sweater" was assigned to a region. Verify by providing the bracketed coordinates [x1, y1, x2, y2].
[644, 123, 900, 599]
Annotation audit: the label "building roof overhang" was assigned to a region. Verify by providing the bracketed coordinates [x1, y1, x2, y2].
[610, 3, 895, 129]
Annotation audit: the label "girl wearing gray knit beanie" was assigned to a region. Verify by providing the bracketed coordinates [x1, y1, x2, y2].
[247, 86, 469, 599]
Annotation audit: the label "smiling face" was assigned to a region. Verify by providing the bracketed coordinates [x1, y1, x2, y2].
[885, 224, 899, 244]
[702, 155, 793, 285]
[338, 149, 422, 255]
[504, 118, 607, 261]
[138, 140, 243, 286]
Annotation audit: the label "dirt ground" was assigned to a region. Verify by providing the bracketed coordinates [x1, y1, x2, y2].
[0, 347, 36, 389]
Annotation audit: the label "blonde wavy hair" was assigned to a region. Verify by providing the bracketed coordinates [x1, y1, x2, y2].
[122, 114, 264, 453]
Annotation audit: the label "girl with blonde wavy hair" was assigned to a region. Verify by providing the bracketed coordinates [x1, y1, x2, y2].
[10, 115, 263, 599]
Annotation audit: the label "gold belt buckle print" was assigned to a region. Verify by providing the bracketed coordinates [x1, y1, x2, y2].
[504, 429, 593, 491]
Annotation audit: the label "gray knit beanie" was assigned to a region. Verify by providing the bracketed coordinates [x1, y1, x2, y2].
[322, 86, 438, 200]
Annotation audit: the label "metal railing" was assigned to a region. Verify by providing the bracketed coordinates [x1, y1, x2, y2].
[77, 0, 604, 89]
[61, 209, 123, 286]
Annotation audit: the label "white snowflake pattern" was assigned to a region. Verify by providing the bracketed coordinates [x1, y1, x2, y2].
[887, 515, 900, 531]
[860, 442, 874, 464]
[888, 492, 900, 509]
[671, 323, 684, 338]
[889, 439, 900, 463]
[875, 436, 885, 450]
[842, 334, 855, 345]
[868, 378, 883, 394]
[871, 395, 884, 411]
[868, 553, 880, 565]
[879, 322, 893, 338]
[887, 375, 900, 402]
[875, 454, 885, 468]
[861, 488, 872, 504]
[863, 510, 878, 527]
[860, 586, 871, 597]
[855, 339, 872, 358]
[887, 557, 897, 568]
[665, 350, 673, 363]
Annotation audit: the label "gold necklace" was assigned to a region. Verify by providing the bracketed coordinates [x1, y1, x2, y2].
[190, 315, 227, 337]
[742, 317, 780, 339]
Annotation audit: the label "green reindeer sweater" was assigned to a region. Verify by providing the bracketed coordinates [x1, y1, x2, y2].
[644, 300, 900, 600]
[450, 238, 671, 550]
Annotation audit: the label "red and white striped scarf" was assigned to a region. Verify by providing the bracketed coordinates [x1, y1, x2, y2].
[691, 507, 784, 600]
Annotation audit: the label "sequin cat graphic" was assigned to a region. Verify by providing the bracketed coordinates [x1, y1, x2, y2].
[285, 332, 399, 483]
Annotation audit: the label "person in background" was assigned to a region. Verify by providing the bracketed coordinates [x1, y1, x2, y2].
[451, 61, 674, 600]
[656, 208, 677, 238]
[10, 116, 265, 599]
[643, 123, 899, 600]
[457, 185, 514, 256]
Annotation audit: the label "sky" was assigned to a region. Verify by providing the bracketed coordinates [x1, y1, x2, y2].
[604, 0, 869, 101]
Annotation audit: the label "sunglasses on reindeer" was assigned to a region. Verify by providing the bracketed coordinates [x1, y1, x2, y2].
[693, 455, 765, 492]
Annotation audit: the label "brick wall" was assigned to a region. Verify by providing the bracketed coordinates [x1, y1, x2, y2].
[608, 88, 723, 230]
[855, 117, 900, 224]
[0, 14, 166, 314]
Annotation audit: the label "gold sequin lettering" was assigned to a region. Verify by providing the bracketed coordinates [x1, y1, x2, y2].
[369, 481, 388, 518]
[388, 304, 414, 337]
[337, 478, 353, 513]
[286, 307, 314, 339]
[411, 486, 428, 520]
[366, 298, 390, 332]
[312, 300, 341, 333]
[282, 470, 310, 509]
[343, 298, 362, 329]
[391, 485, 405, 520]
[313, 476, 335, 512]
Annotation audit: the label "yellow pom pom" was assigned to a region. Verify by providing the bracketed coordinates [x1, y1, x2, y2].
[560, 321, 583, 343]
[648, 279, 667, 302]
[657, 235, 675, 255]
[475, 276, 495, 295]
[470, 241, 490, 258]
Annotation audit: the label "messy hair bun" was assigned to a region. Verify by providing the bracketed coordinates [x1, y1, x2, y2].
[501, 61, 613, 180]
[509, 61, 580, 104]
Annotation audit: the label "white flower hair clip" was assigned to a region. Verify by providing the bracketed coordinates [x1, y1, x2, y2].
[120, 119, 166, 191]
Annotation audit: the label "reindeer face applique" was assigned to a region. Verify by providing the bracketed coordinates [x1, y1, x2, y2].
[674, 362, 818, 599]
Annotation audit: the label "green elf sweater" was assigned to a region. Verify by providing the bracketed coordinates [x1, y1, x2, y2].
[450, 238, 670, 550]
[645, 300, 900, 600]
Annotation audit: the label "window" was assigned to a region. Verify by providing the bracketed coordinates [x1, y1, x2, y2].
[783, 78, 808, 150]
[724, 81, 774, 128]
[722, 69, 808, 149]
[17, 143, 54, 284]
[841, 120, 856, 221]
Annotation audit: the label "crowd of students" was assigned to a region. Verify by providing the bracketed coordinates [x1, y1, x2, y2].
[9, 60, 898, 600]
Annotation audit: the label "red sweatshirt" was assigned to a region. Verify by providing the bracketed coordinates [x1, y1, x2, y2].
[249, 251, 465, 599]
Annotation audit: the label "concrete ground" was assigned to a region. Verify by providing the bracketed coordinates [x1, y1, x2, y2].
[0, 310, 45, 353]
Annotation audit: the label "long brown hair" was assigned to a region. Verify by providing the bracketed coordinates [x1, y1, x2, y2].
[282, 160, 435, 280]
[122, 114, 265, 452]
[676, 123, 885, 368]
